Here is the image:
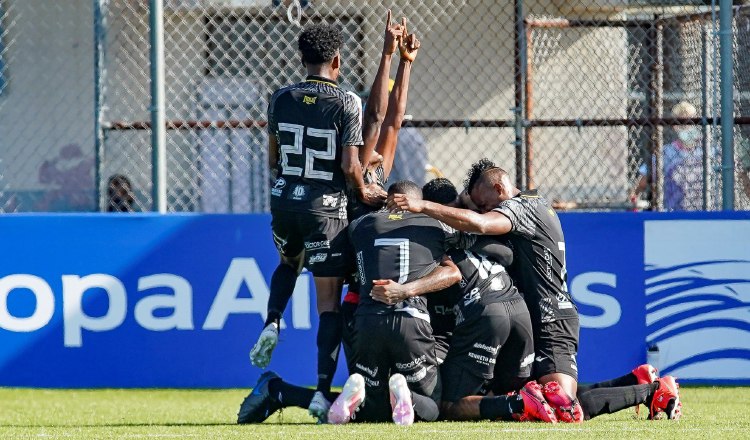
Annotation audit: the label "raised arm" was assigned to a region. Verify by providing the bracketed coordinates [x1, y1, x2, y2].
[359, 10, 402, 166]
[387, 195, 513, 235]
[377, 26, 420, 180]
[371, 256, 460, 305]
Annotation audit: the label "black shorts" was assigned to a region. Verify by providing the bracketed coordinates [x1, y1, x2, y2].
[353, 313, 441, 422]
[270, 209, 351, 277]
[532, 316, 580, 381]
[441, 299, 534, 403]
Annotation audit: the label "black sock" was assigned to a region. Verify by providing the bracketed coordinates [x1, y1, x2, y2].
[316, 311, 342, 394]
[479, 394, 524, 421]
[577, 383, 657, 420]
[584, 372, 639, 390]
[268, 379, 316, 409]
[411, 392, 440, 422]
[265, 264, 298, 327]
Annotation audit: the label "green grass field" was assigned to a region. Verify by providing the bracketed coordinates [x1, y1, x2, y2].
[0, 387, 747, 439]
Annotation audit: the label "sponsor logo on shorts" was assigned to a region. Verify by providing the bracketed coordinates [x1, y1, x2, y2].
[473, 343, 500, 355]
[395, 355, 427, 371]
[271, 177, 286, 197]
[520, 353, 534, 368]
[272, 231, 287, 253]
[468, 352, 497, 366]
[322, 194, 339, 208]
[308, 253, 327, 264]
[535, 355, 548, 363]
[356, 251, 366, 287]
[404, 366, 428, 383]
[304, 240, 330, 250]
[364, 378, 380, 387]
[355, 363, 378, 378]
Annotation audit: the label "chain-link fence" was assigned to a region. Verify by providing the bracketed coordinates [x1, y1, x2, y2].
[1, 0, 749, 213]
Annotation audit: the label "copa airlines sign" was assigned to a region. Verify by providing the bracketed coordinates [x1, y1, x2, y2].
[0, 258, 312, 347]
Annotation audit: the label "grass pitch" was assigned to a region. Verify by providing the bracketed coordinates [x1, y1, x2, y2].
[0, 387, 747, 439]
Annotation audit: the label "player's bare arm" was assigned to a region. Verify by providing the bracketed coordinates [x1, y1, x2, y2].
[387, 193, 513, 235]
[359, 10, 403, 166]
[371, 256, 460, 305]
[267, 135, 279, 178]
[376, 25, 420, 180]
[342, 145, 387, 206]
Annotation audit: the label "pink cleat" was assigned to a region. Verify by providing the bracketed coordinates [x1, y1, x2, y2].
[389, 374, 415, 426]
[327, 373, 365, 425]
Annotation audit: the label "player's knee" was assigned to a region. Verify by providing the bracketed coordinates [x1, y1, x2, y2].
[539, 372, 577, 397]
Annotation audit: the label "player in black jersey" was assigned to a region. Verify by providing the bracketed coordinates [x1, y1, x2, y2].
[248, 21, 391, 421]
[388, 166, 581, 410]
[328, 181, 473, 426]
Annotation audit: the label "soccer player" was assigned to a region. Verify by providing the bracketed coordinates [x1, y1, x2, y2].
[388, 164, 681, 422]
[328, 181, 474, 425]
[374, 178, 554, 423]
[248, 21, 386, 420]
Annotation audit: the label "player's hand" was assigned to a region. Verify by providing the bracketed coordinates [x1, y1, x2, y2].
[368, 151, 384, 167]
[383, 10, 403, 56]
[398, 19, 420, 62]
[371, 279, 411, 305]
[387, 193, 425, 213]
[359, 183, 387, 207]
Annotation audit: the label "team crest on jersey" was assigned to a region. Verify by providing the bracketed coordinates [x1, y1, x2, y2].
[271, 177, 286, 197]
[302, 95, 317, 105]
[322, 194, 338, 208]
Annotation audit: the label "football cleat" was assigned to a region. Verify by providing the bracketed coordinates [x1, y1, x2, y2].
[249, 322, 279, 368]
[328, 373, 366, 425]
[308, 391, 332, 424]
[649, 376, 682, 420]
[542, 381, 583, 423]
[389, 374, 415, 426]
[632, 364, 659, 385]
[237, 371, 282, 424]
[515, 381, 558, 423]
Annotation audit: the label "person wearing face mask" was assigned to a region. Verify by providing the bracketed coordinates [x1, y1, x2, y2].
[630, 101, 705, 211]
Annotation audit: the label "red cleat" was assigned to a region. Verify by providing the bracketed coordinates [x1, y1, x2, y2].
[542, 381, 583, 423]
[514, 381, 557, 423]
[649, 376, 682, 420]
[632, 364, 659, 385]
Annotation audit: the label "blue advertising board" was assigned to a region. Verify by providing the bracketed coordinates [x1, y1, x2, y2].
[0, 212, 748, 387]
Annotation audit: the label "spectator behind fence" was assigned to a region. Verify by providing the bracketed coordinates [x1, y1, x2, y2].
[107, 174, 135, 213]
[630, 101, 706, 211]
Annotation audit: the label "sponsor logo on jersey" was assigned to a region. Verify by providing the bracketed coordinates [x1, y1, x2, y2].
[388, 214, 403, 221]
[302, 95, 317, 105]
[463, 287, 481, 306]
[468, 352, 496, 366]
[304, 240, 330, 250]
[308, 253, 327, 264]
[271, 177, 286, 197]
[356, 251, 366, 287]
[322, 194, 338, 208]
[289, 185, 309, 201]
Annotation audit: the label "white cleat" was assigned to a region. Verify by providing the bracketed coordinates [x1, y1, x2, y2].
[327, 373, 365, 425]
[308, 391, 332, 424]
[389, 373, 414, 426]
[249, 322, 279, 368]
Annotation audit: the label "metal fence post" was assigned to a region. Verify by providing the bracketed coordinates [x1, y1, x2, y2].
[149, 0, 167, 213]
[719, 0, 735, 210]
[514, 0, 527, 189]
[93, 0, 108, 212]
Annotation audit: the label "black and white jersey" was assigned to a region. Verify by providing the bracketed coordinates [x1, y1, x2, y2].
[349, 210, 475, 320]
[493, 190, 577, 323]
[268, 75, 364, 218]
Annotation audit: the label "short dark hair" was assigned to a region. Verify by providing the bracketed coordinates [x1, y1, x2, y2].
[422, 178, 457, 205]
[388, 180, 423, 199]
[464, 158, 497, 193]
[298, 23, 343, 65]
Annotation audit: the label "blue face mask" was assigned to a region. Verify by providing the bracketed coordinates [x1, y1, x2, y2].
[677, 127, 700, 145]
